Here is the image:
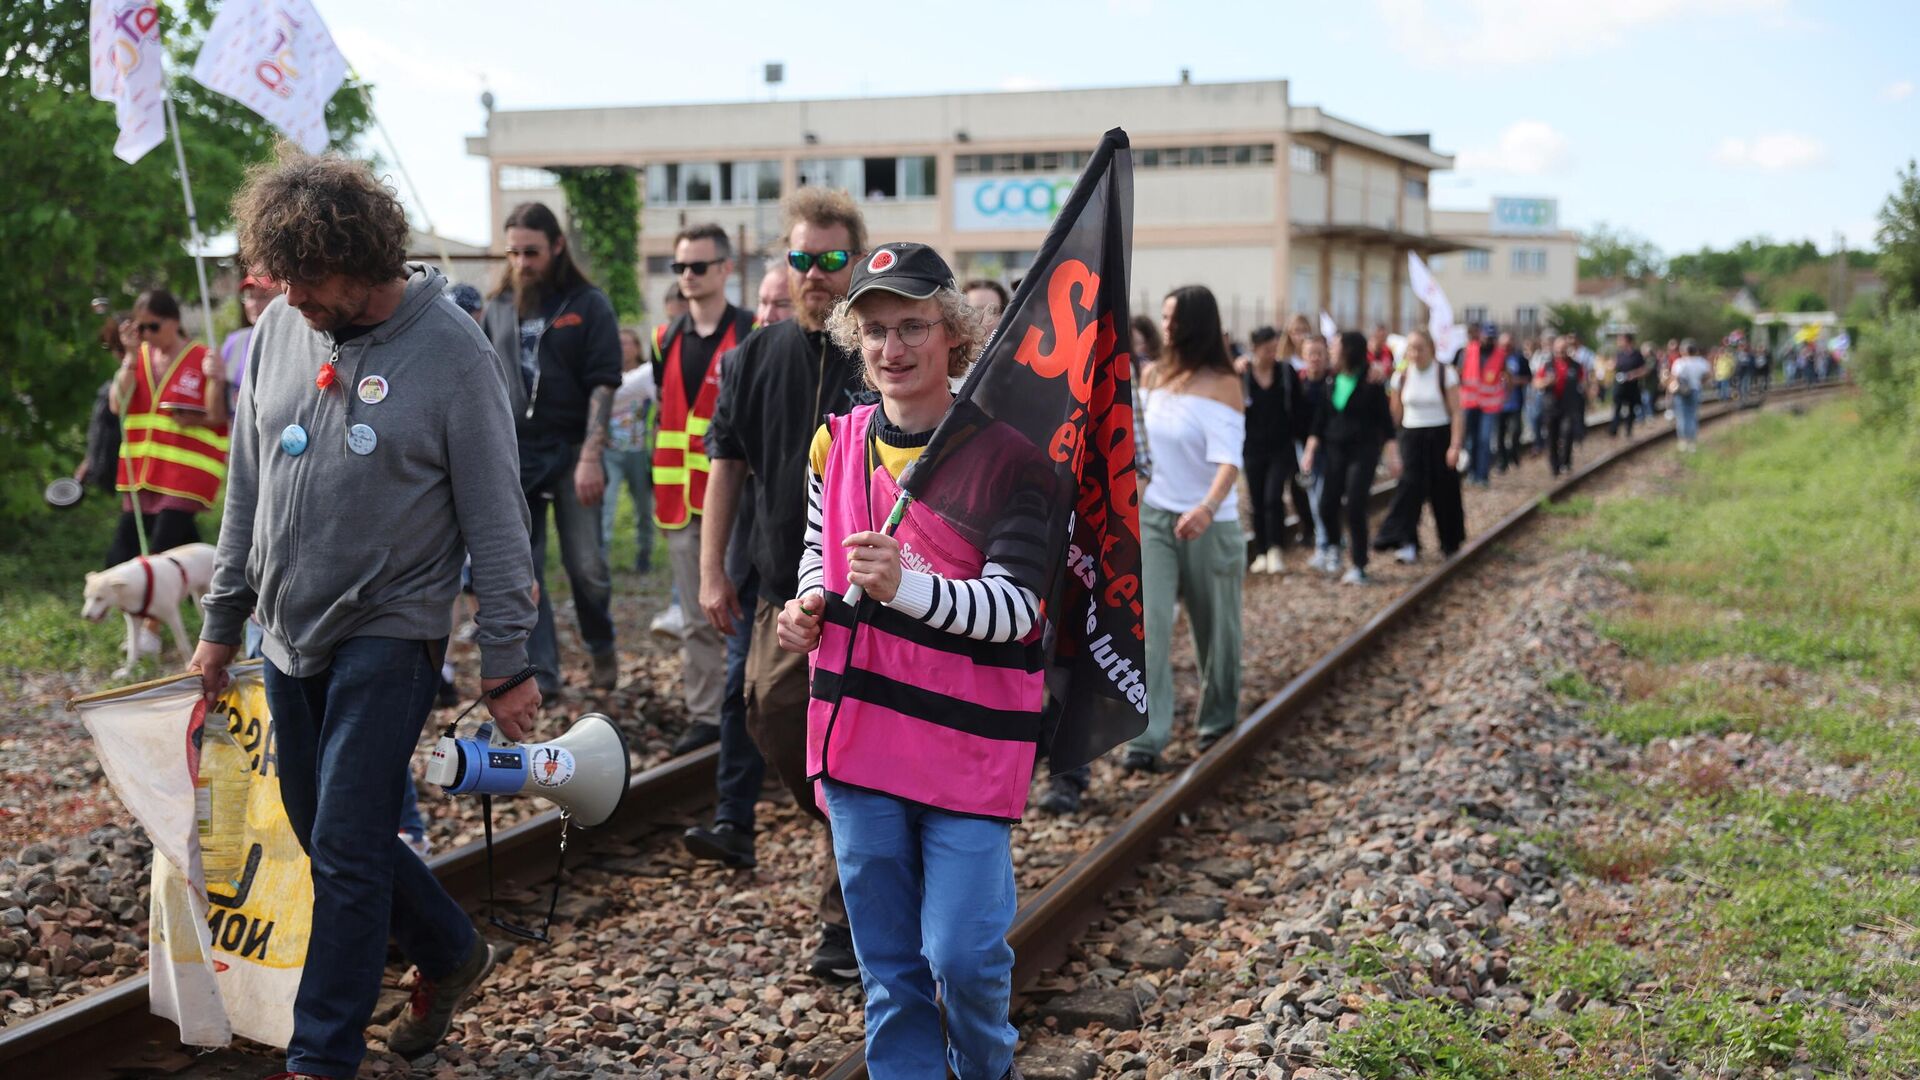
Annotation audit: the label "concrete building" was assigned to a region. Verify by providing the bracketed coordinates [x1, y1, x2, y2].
[466, 79, 1458, 335]
[1426, 197, 1578, 336]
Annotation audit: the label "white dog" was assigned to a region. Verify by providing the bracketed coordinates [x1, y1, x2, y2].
[82, 543, 220, 676]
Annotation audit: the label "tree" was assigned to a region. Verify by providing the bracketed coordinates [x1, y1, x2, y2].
[1578, 222, 1662, 280]
[1626, 282, 1747, 345]
[555, 167, 642, 322]
[1777, 288, 1828, 313]
[1877, 159, 1920, 311]
[0, 0, 371, 517]
[1546, 301, 1604, 347]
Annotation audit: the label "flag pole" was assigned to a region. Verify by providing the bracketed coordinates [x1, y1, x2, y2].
[353, 75, 455, 275]
[163, 94, 218, 351]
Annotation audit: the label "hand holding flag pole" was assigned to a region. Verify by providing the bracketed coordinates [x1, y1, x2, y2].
[841, 462, 915, 607]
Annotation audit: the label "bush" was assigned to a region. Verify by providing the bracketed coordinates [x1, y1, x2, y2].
[1851, 310, 1920, 448]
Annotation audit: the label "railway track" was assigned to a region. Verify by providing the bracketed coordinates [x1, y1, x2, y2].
[0, 383, 1839, 1077]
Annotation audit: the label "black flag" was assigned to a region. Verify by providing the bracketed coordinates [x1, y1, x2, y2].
[902, 128, 1144, 771]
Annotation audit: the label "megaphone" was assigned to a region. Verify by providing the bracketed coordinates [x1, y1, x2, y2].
[426, 713, 630, 828]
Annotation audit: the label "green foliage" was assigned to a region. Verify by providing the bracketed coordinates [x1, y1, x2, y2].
[555, 166, 642, 322]
[1542, 668, 1602, 701]
[1659, 993, 1848, 1070]
[1544, 302, 1603, 347]
[1577, 222, 1662, 280]
[1328, 998, 1515, 1079]
[0, 0, 371, 517]
[1519, 937, 1642, 1002]
[1668, 237, 1822, 294]
[1776, 287, 1828, 313]
[1625, 281, 1748, 352]
[1850, 310, 1920, 444]
[1877, 159, 1920, 311]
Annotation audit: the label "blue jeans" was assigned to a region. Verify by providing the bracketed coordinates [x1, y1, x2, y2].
[823, 781, 1017, 1080]
[1675, 390, 1701, 442]
[1293, 439, 1327, 548]
[264, 637, 476, 1078]
[521, 437, 616, 691]
[714, 568, 765, 829]
[600, 446, 653, 570]
[1464, 409, 1498, 483]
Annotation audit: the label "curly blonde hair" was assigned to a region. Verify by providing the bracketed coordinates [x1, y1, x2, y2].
[826, 287, 986, 382]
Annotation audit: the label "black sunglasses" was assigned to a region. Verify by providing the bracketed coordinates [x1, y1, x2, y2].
[670, 259, 723, 276]
[787, 249, 852, 274]
[137, 321, 163, 333]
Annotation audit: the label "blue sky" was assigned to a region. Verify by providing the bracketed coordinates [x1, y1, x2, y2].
[316, 0, 1917, 258]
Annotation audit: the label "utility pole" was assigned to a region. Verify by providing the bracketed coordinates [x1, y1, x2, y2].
[1830, 231, 1848, 314]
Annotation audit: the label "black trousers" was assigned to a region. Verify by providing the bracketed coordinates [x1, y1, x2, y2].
[1319, 440, 1382, 569]
[1243, 447, 1295, 554]
[104, 508, 201, 568]
[1609, 382, 1642, 437]
[1376, 426, 1465, 556]
[1496, 410, 1524, 470]
[1544, 403, 1579, 476]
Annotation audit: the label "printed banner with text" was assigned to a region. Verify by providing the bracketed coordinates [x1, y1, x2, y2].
[904, 127, 1145, 772]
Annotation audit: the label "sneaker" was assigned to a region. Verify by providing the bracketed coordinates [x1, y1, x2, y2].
[682, 822, 756, 868]
[1263, 547, 1286, 575]
[1340, 566, 1371, 586]
[384, 937, 495, 1059]
[1395, 544, 1418, 565]
[670, 721, 720, 755]
[1316, 548, 1341, 575]
[649, 604, 688, 641]
[589, 650, 619, 691]
[400, 831, 432, 860]
[1248, 552, 1270, 574]
[1120, 750, 1158, 774]
[1196, 729, 1228, 753]
[1037, 775, 1083, 815]
[810, 923, 860, 982]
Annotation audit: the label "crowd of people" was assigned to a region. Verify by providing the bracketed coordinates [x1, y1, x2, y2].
[69, 144, 1852, 1080]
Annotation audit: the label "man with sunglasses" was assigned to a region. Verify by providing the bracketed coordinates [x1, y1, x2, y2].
[650, 223, 756, 754]
[690, 188, 871, 982]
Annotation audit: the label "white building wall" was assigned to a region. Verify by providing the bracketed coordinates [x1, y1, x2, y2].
[1132, 245, 1276, 335]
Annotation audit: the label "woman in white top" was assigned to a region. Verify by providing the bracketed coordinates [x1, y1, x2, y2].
[1374, 329, 1466, 563]
[1125, 285, 1246, 773]
[1668, 341, 1714, 452]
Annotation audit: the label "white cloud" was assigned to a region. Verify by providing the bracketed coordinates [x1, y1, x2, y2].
[1456, 121, 1571, 175]
[1884, 80, 1915, 102]
[1713, 132, 1827, 171]
[1376, 0, 1786, 65]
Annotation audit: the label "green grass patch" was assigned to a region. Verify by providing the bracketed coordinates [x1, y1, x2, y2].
[1542, 668, 1604, 703]
[1518, 936, 1644, 1002]
[1658, 991, 1849, 1071]
[1327, 998, 1520, 1079]
[1538, 493, 1595, 517]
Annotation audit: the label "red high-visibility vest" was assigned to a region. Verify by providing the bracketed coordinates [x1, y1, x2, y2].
[116, 342, 229, 509]
[1460, 342, 1509, 412]
[650, 312, 749, 529]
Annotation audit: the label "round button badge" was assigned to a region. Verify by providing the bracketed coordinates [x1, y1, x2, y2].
[280, 424, 309, 456]
[346, 424, 378, 456]
[357, 375, 389, 405]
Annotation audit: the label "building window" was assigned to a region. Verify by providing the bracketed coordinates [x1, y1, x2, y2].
[727, 160, 782, 204]
[1516, 305, 1541, 327]
[1332, 268, 1361, 327]
[1290, 145, 1327, 174]
[1292, 265, 1318, 317]
[1404, 178, 1428, 199]
[499, 166, 561, 191]
[899, 155, 936, 198]
[1427, 254, 1447, 273]
[1510, 247, 1547, 275]
[802, 155, 936, 198]
[1463, 305, 1490, 326]
[1366, 274, 1390, 326]
[1464, 250, 1490, 274]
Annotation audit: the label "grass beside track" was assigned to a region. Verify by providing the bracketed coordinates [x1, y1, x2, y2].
[1329, 399, 1920, 1079]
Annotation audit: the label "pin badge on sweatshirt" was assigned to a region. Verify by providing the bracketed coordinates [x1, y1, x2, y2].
[347, 424, 378, 456]
[357, 375, 389, 404]
[280, 424, 308, 456]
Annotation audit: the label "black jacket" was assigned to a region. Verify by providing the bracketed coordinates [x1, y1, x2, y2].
[1309, 377, 1394, 449]
[707, 319, 871, 603]
[1243, 363, 1300, 461]
[481, 283, 622, 444]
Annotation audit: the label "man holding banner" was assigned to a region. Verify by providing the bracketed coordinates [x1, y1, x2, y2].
[191, 150, 538, 1078]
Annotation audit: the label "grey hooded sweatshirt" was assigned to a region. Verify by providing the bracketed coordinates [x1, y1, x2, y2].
[201, 265, 536, 678]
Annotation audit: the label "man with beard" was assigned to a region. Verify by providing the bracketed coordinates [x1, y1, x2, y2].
[685, 188, 870, 981]
[648, 224, 756, 754]
[193, 151, 538, 1077]
[483, 203, 623, 698]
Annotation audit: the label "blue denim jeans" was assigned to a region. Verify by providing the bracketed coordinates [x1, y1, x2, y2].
[521, 437, 616, 691]
[714, 568, 766, 828]
[823, 781, 1017, 1080]
[264, 637, 476, 1078]
[600, 446, 653, 570]
[1464, 409, 1498, 483]
[1293, 439, 1328, 548]
[1675, 390, 1701, 442]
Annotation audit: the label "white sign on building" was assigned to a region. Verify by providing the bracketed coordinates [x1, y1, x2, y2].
[954, 175, 1077, 232]
[1489, 196, 1558, 235]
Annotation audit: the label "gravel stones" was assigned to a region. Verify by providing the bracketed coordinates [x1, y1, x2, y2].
[1039, 987, 1143, 1031]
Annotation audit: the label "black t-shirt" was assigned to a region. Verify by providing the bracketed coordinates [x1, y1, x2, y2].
[1614, 347, 1647, 381]
[1243, 363, 1300, 460]
[707, 319, 870, 603]
[651, 304, 755, 410]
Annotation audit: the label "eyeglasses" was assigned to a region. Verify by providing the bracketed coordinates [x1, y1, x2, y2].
[137, 321, 163, 333]
[860, 319, 939, 348]
[670, 260, 723, 276]
[787, 249, 852, 274]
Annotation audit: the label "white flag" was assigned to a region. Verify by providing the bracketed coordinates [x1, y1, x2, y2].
[1407, 253, 1466, 361]
[192, 0, 347, 154]
[89, 0, 169, 163]
[1319, 310, 1339, 344]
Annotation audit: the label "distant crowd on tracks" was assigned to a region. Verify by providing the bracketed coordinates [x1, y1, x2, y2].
[70, 145, 1847, 1080]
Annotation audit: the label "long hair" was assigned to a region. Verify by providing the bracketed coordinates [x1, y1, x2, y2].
[234, 149, 410, 286]
[1129, 313, 1162, 365]
[1159, 285, 1233, 380]
[1336, 330, 1370, 377]
[493, 201, 592, 300]
[1282, 312, 1313, 361]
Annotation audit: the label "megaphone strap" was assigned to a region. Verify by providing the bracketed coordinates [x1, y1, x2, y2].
[480, 793, 571, 945]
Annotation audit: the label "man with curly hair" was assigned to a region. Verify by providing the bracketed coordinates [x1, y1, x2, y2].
[192, 149, 539, 1079]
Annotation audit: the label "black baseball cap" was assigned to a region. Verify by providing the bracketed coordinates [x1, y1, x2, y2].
[845, 242, 957, 305]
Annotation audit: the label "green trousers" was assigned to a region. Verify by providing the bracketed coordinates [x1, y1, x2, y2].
[1129, 504, 1245, 758]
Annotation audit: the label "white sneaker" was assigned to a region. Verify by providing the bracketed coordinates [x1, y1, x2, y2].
[1340, 566, 1371, 586]
[1249, 552, 1270, 574]
[649, 604, 688, 641]
[1395, 544, 1419, 565]
[1318, 549, 1341, 575]
[1263, 547, 1286, 575]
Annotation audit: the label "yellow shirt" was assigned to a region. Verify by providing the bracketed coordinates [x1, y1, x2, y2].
[809, 422, 927, 481]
